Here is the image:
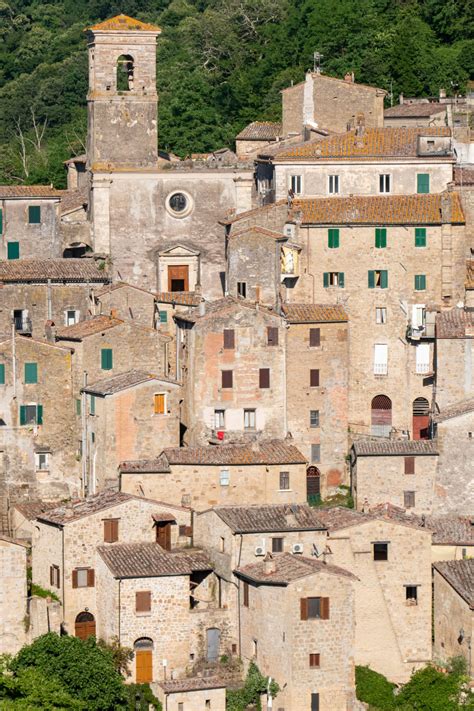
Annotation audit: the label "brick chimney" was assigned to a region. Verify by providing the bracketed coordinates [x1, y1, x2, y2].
[263, 552, 276, 575]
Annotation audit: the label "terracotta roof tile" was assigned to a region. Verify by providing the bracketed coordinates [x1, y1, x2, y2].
[424, 516, 474, 546]
[353, 439, 438, 456]
[97, 543, 211, 578]
[236, 121, 282, 141]
[0, 259, 108, 283]
[56, 315, 123, 340]
[230, 226, 286, 240]
[119, 454, 170, 474]
[316, 505, 427, 532]
[0, 185, 63, 198]
[455, 167, 474, 186]
[13, 500, 61, 520]
[433, 559, 474, 608]
[88, 14, 161, 32]
[174, 296, 278, 324]
[210, 504, 326, 533]
[465, 260, 474, 289]
[235, 552, 356, 585]
[221, 199, 287, 225]
[155, 291, 202, 306]
[291, 193, 464, 225]
[83, 370, 179, 396]
[436, 309, 474, 338]
[275, 127, 451, 160]
[434, 399, 474, 423]
[159, 677, 226, 693]
[282, 303, 348, 323]
[163, 441, 306, 466]
[384, 103, 446, 118]
[95, 282, 156, 298]
[59, 187, 88, 214]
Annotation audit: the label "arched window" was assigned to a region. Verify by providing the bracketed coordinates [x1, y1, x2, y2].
[134, 638, 153, 683]
[413, 397, 430, 440]
[306, 466, 321, 505]
[116, 55, 134, 91]
[74, 611, 95, 640]
[371, 395, 392, 437]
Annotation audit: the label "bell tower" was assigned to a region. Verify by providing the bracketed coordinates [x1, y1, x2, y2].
[86, 14, 161, 170]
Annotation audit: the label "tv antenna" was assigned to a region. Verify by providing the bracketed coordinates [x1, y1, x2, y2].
[313, 52, 323, 74]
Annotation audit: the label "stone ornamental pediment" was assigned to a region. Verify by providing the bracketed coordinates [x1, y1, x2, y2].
[158, 244, 200, 258]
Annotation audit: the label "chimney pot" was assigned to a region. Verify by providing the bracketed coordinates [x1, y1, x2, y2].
[263, 552, 276, 575]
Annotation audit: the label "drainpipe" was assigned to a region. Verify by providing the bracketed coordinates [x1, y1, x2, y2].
[306, 226, 315, 302]
[11, 321, 16, 398]
[118, 578, 122, 643]
[61, 526, 65, 615]
[81, 371, 88, 497]
[237, 534, 243, 657]
[47, 279, 52, 321]
[283, 323, 288, 436]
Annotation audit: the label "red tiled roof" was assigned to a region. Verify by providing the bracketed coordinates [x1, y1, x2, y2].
[119, 454, 170, 474]
[59, 187, 88, 214]
[282, 303, 348, 323]
[236, 121, 282, 141]
[163, 441, 306, 466]
[55, 315, 123, 340]
[209, 504, 326, 533]
[275, 127, 451, 160]
[291, 193, 464, 225]
[97, 543, 211, 578]
[88, 14, 161, 32]
[230, 226, 287, 240]
[83, 370, 179, 396]
[436, 309, 474, 338]
[0, 259, 107, 283]
[95, 281, 156, 298]
[384, 102, 446, 118]
[159, 677, 227, 693]
[0, 185, 63, 198]
[454, 167, 474, 186]
[155, 291, 202, 306]
[353, 439, 438, 456]
[235, 553, 356, 585]
[433, 559, 474, 609]
[433, 399, 474, 423]
[466, 260, 474, 288]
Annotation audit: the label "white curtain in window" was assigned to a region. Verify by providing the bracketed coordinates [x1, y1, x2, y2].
[373, 344, 388, 374]
[416, 343, 430, 373]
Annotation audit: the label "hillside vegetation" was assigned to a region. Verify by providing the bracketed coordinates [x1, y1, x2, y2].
[0, 0, 472, 187]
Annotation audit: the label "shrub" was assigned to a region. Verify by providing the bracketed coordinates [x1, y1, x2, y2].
[355, 665, 397, 710]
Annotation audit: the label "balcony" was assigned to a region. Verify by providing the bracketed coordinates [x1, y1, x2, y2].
[14, 317, 32, 334]
[407, 323, 435, 340]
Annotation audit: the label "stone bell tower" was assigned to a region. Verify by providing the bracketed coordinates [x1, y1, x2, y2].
[86, 14, 161, 170]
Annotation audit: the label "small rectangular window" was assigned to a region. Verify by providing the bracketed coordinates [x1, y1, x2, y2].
[222, 370, 233, 388]
[223, 329, 235, 349]
[76, 568, 89, 588]
[220, 469, 230, 486]
[376, 307, 387, 324]
[323, 272, 344, 288]
[309, 328, 320, 347]
[89, 395, 95, 416]
[136, 591, 151, 612]
[50, 565, 60, 588]
[417, 174, 430, 194]
[244, 409, 256, 430]
[101, 348, 113, 370]
[415, 274, 426, 291]
[159, 310, 168, 324]
[28, 206, 41, 224]
[20, 404, 42, 426]
[379, 174, 391, 193]
[267, 327, 278, 346]
[368, 270, 388, 289]
[404, 457, 415, 475]
[272, 537, 284, 553]
[35, 452, 49, 470]
[0, 364, 4, 385]
[0, 208, 3, 234]
[416, 343, 430, 374]
[7, 242, 20, 260]
[303, 596, 329, 619]
[279, 471, 290, 490]
[65, 310, 79, 326]
[24, 362, 38, 384]
[214, 409, 225, 428]
[328, 175, 339, 194]
[310, 369, 320, 387]
[328, 228, 340, 249]
[310, 410, 320, 428]
[373, 542, 388, 561]
[415, 227, 427, 247]
[373, 344, 388, 375]
[290, 175, 302, 194]
[406, 585, 418, 602]
[309, 653, 320, 668]
[237, 282, 247, 298]
[154, 393, 166, 415]
[243, 581, 249, 607]
[104, 519, 119, 543]
[259, 368, 270, 389]
[311, 693, 320, 711]
[375, 228, 387, 248]
[404, 491, 415, 508]
[311, 444, 320, 463]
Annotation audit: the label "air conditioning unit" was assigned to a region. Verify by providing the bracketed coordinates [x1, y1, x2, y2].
[292, 543, 304, 554]
[255, 545, 265, 557]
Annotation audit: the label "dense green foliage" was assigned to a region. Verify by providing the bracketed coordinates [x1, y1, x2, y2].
[0, 0, 472, 186]
[226, 661, 279, 711]
[355, 658, 474, 711]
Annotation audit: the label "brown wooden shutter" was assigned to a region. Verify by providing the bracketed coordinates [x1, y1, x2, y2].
[300, 597, 308, 620]
[267, 327, 278, 346]
[309, 653, 320, 668]
[72, 569, 78, 589]
[222, 370, 233, 388]
[259, 368, 270, 388]
[111, 519, 119, 542]
[404, 457, 415, 475]
[310, 369, 320, 387]
[184, 525, 193, 537]
[223, 329, 235, 349]
[136, 591, 151, 612]
[321, 597, 330, 619]
[243, 581, 249, 607]
[87, 568, 95, 587]
[56, 566, 60, 589]
[50, 566, 54, 586]
[104, 520, 112, 542]
[309, 328, 321, 347]
[154, 393, 165, 415]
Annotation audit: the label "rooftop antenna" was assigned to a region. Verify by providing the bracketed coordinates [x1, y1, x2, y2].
[313, 51, 323, 74]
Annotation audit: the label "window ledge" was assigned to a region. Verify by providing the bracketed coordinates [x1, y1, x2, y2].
[278, 489, 292, 493]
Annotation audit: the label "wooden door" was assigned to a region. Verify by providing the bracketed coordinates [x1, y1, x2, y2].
[413, 398, 430, 440]
[135, 650, 153, 683]
[371, 395, 392, 437]
[156, 522, 171, 550]
[206, 628, 220, 662]
[306, 466, 321, 504]
[75, 612, 96, 640]
[168, 265, 189, 292]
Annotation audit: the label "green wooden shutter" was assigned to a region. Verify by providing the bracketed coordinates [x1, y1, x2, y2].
[0, 208, 3, 234]
[37, 404, 43, 425]
[159, 311, 168, 323]
[323, 272, 329, 288]
[101, 348, 113, 370]
[375, 228, 387, 248]
[415, 228, 426, 247]
[328, 228, 339, 248]
[7, 242, 19, 260]
[338, 272, 345, 288]
[76, 398, 81, 416]
[415, 274, 426, 291]
[28, 206, 41, 224]
[368, 271, 375, 289]
[380, 270, 388, 289]
[417, 174, 430, 194]
[24, 362, 38, 383]
[0, 364, 4, 384]
[90, 395, 96, 415]
[20, 406, 27, 425]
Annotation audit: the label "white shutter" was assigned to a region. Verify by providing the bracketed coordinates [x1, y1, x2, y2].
[374, 344, 388, 374]
[412, 305, 425, 329]
[416, 343, 430, 374]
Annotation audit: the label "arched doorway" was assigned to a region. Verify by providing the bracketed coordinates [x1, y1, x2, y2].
[134, 638, 153, 683]
[371, 395, 392, 437]
[75, 611, 95, 640]
[413, 397, 430, 440]
[306, 466, 321, 505]
[206, 628, 220, 662]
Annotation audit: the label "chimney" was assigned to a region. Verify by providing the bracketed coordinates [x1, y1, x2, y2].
[198, 300, 206, 317]
[44, 320, 56, 343]
[344, 72, 353, 83]
[399, 93, 404, 105]
[441, 193, 453, 224]
[263, 552, 276, 575]
[439, 88, 446, 100]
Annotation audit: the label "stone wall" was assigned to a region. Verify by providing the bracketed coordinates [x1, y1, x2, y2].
[433, 567, 473, 675]
[158, 687, 226, 711]
[436, 336, 474, 408]
[226, 231, 281, 307]
[0, 538, 27, 655]
[96, 285, 158, 329]
[433, 411, 474, 514]
[0, 198, 61, 259]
